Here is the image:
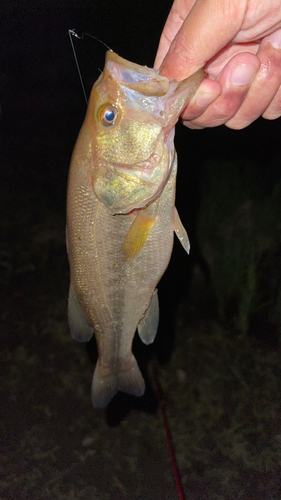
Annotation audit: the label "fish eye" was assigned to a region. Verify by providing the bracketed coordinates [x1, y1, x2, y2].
[98, 105, 118, 127]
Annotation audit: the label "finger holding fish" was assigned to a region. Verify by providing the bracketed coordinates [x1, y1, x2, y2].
[178, 51, 260, 129]
[226, 34, 281, 128]
[155, 0, 281, 129]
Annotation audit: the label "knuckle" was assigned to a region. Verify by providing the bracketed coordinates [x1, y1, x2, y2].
[171, 31, 197, 69]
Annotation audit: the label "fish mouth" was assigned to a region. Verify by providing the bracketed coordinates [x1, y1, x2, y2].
[91, 128, 175, 215]
[92, 144, 174, 215]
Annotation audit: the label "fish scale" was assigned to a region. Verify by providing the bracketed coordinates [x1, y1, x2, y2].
[66, 51, 204, 408]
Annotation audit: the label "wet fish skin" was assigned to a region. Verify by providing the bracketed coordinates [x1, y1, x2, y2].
[66, 52, 204, 408]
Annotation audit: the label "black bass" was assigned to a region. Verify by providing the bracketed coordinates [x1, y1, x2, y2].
[66, 51, 204, 408]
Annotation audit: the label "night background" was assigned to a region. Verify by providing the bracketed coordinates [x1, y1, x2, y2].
[1, 1, 281, 499]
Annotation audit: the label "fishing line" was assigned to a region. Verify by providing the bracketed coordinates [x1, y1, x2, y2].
[152, 363, 185, 500]
[68, 29, 88, 105]
[68, 29, 112, 105]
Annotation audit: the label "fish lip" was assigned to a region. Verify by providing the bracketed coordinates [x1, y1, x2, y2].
[105, 51, 170, 97]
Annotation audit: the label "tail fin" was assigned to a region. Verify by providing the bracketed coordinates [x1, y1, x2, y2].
[91, 355, 145, 409]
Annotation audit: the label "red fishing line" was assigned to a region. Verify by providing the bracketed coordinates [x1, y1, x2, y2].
[152, 364, 185, 500]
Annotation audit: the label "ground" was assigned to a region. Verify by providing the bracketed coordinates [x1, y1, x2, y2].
[1, 185, 281, 499]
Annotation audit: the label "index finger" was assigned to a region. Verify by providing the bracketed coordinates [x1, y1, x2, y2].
[157, 0, 246, 81]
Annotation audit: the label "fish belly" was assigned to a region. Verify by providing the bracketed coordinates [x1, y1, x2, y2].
[67, 126, 177, 407]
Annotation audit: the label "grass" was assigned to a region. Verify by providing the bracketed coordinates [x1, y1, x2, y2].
[198, 159, 281, 336]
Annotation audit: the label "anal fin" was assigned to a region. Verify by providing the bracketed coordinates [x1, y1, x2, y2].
[173, 207, 190, 254]
[138, 290, 159, 345]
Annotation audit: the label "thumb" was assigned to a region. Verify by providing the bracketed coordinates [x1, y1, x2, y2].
[159, 0, 246, 81]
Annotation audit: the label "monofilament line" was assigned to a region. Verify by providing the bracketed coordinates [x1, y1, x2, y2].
[68, 29, 113, 106]
[68, 29, 88, 105]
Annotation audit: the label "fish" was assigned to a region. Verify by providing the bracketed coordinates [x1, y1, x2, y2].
[66, 51, 204, 408]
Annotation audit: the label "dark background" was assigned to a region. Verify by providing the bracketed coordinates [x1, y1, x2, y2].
[1, 1, 281, 499]
[2, 0, 280, 219]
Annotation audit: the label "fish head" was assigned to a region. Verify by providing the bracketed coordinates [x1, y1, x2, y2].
[84, 51, 204, 214]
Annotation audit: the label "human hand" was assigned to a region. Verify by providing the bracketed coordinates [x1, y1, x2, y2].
[155, 0, 281, 129]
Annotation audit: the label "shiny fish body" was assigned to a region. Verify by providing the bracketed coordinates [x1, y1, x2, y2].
[66, 52, 204, 408]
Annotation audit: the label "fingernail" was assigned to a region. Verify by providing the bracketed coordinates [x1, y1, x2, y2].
[267, 29, 281, 49]
[231, 63, 257, 86]
[195, 92, 218, 108]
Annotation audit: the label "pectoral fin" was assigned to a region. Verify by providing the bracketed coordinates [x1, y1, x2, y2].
[68, 284, 94, 342]
[121, 210, 156, 261]
[138, 290, 159, 345]
[173, 207, 190, 254]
